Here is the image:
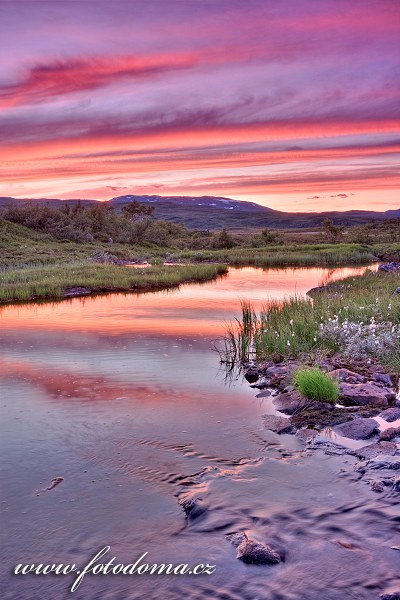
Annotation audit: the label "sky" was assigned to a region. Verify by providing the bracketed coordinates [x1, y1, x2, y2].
[0, 0, 399, 212]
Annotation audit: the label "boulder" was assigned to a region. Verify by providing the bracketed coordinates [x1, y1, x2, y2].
[339, 383, 390, 406]
[226, 533, 281, 565]
[378, 407, 400, 422]
[263, 414, 296, 434]
[334, 417, 379, 440]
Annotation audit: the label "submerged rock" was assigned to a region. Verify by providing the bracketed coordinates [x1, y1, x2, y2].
[367, 456, 400, 470]
[355, 441, 397, 460]
[263, 414, 296, 434]
[226, 532, 281, 565]
[334, 418, 379, 440]
[339, 383, 390, 407]
[179, 497, 208, 520]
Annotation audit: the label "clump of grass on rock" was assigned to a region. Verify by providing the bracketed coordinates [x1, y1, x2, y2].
[293, 367, 339, 405]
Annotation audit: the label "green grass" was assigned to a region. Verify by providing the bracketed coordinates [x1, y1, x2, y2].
[293, 367, 339, 404]
[170, 243, 377, 266]
[0, 262, 227, 303]
[220, 269, 400, 365]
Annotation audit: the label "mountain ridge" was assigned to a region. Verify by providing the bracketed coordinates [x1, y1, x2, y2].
[1, 194, 398, 230]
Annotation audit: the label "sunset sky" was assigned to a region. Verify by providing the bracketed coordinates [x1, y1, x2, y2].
[0, 0, 399, 211]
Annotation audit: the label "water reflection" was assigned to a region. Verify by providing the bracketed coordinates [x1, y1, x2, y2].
[2, 263, 396, 600]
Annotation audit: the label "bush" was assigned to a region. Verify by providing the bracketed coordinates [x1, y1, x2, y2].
[293, 367, 339, 404]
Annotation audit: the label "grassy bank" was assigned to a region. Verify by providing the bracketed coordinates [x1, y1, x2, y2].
[221, 270, 400, 375]
[168, 243, 378, 266]
[3, 220, 398, 270]
[0, 262, 227, 303]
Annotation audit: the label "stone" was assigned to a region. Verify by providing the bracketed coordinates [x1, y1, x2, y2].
[355, 441, 397, 460]
[329, 368, 364, 383]
[179, 497, 208, 520]
[367, 456, 400, 470]
[379, 427, 400, 441]
[379, 407, 400, 422]
[378, 261, 400, 272]
[371, 481, 385, 493]
[372, 373, 393, 386]
[339, 383, 390, 407]
[226, 533, 281, 565]
[63, 286, 92, 297]
[244, 367, 259, 383]
[263, 414, 296, 434]
[295, 428, 319, 443]
[334, 417, 379, 440]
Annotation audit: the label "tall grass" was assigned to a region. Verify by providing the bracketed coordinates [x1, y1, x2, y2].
[171, 244, 377, 266]
[0, 262, 227, 303]
[220, 270, 400, 364]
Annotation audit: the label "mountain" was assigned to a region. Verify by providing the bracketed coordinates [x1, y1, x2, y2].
[0, 194, 398, 230]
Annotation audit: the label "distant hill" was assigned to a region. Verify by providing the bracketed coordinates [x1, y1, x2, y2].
[1, 194, 398, 230]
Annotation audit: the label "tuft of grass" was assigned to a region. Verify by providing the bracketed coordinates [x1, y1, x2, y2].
[293, 367, 339, 404]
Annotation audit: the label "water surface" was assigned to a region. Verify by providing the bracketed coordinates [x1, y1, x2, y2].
[1, 264, 398, 600]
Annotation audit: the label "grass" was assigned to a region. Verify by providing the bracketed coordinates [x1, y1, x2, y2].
[293, 367, 339, 404]
[220, 269, 400, 366]
[170, 243, 378, 267]
[0, 262, 227, 303]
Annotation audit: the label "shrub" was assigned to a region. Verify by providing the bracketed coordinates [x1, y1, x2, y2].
[293, 367, 339, 404]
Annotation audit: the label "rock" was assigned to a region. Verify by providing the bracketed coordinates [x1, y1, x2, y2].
[63, 286, 92, 297]
[273, 391, 305, 414]
[367, 456, 400, 470]
[265, 365, 287, 377]
[379, 427, 400, 441]
[329, 368, 364, 383]
[263, 415, 296, 434]
[379, 407, 400, 422]
[355, 441, 397, 459]
[295, 428, 319, 443]
[339, 383, 390, 407]
[334, 417, 379, 440]
[273, 391, 333, 415]
[244, 367, 259, 383]
[371, 481, 385, 493]
[226, 533, 281, 565]
[378, 262, 400, 272]
[179, 497, 208, 520]
[372, 373, 393, 386]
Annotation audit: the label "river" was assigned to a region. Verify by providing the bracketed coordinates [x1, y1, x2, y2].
[1, 264, 398, 600]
